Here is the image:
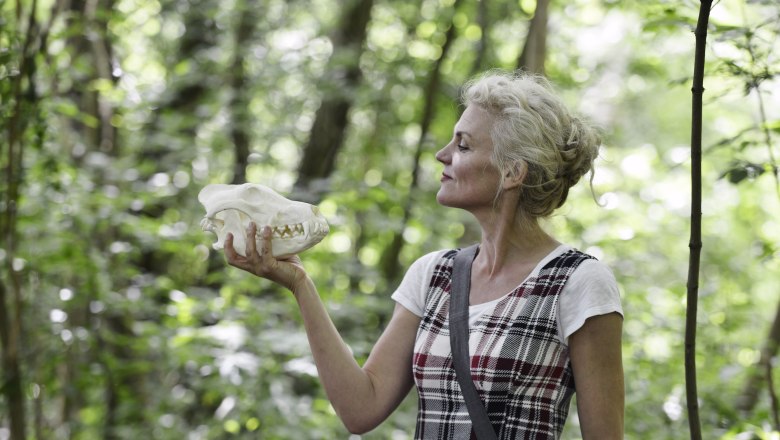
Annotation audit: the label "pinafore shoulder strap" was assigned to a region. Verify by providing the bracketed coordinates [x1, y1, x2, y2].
[449, 244, 498, 440]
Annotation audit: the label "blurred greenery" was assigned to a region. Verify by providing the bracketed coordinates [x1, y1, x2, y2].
[1, 0, 779, 439]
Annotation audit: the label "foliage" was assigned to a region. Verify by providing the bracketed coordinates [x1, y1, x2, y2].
[1, 0, 779, 439]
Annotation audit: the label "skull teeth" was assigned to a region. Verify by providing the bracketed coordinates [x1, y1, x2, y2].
[200, 217, 223, 233]
[270, 223, 305, 238]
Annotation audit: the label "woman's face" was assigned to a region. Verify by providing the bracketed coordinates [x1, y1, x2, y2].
[435, 105, 502, 210]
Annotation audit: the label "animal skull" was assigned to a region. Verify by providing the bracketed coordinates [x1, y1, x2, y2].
[198, 183, 329, 258]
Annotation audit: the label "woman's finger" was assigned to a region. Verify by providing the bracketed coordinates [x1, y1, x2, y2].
[259, 225, 274, 259]
[222, 224, 306, 291]
[224, 233, 239, 262]
[245, 222, 258, 257]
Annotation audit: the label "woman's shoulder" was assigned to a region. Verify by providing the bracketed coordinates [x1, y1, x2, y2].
[397, 249, 451, 286]
[540, 245, 619, 293]
[558, 251, 622, 342]
[569, 256, 617, 285]
[547, 246, 614, 275]
[414, 248, 451, 266]
[391, 249, 451, 317]
[560, 252, 621, 311]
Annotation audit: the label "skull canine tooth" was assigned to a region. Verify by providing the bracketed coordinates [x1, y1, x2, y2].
[269, 223, 306, 238]
[198, 183, 329, 258]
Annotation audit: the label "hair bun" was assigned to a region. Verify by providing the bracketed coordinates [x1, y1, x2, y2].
[559, 115, 601, 188]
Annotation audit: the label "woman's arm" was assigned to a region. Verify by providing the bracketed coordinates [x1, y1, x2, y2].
[224, 223, 419, 434]
[568, 312, 624, 440]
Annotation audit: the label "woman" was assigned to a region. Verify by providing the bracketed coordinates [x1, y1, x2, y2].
[224, 70, 624, 439]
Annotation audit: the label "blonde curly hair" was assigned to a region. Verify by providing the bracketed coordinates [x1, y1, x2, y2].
[461, 70, 602, 218]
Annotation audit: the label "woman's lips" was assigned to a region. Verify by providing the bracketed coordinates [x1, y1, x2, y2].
[440, 173, 452, 182]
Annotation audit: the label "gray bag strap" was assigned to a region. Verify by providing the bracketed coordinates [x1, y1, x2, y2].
[449, 244, 498, 440]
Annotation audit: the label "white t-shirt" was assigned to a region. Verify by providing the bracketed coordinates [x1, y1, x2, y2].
[391, 245, 623, 345]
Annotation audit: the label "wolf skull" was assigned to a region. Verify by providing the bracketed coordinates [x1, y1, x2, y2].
[198, 183, 329, 258]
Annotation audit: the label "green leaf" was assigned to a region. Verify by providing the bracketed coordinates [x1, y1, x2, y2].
[720, 161, 766, 184]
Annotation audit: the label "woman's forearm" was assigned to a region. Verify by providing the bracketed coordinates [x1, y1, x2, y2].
[292, 278, 378, 430]
[291, 278, 416, 434]
[224, 224, 414, 433]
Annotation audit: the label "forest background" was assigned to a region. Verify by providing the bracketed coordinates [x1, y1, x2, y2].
[1, 0, 780, 438]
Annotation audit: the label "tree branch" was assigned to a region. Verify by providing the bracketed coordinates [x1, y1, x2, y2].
[685, 2, 713, 439]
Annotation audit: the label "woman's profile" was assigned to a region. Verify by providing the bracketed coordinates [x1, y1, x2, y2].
[224, 70, 624, 439]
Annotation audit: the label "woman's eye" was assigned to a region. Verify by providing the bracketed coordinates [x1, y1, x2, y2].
[457, 144, 468, 151]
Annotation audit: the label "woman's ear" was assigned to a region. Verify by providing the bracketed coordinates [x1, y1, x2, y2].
[502, 162, 526, 190]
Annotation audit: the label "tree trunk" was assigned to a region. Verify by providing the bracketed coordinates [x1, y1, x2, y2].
[738, 300, 780, 413]
[292, 0, 374, 203]
[85, 0, 118, 155]
[469, 0, 490, 77]
[379, 0, 464, 283]
[59, 2, 150, 435]
[516, 0, 549, 74]
[685, 2, 712, 439]
[0, 283, 25, 440]
[144, 0, 220, 162]
[55, 0, 117, 161]
[0, 1, 42, 437]
[229, 0, 257, 184]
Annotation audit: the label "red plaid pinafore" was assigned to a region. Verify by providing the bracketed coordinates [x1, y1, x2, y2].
[412, 248, 593, 440]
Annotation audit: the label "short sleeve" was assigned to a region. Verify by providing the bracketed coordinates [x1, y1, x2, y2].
[390, 250, 445, 317]
[558, 259, 623, 344]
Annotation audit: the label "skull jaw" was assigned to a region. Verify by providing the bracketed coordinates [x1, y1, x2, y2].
[201, 209, 329, 258]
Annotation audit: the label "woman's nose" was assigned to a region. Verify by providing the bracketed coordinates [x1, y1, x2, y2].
[435, 143, 450, 163]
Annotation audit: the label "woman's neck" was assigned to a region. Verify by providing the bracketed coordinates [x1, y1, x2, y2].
[472, 204, 560, 277]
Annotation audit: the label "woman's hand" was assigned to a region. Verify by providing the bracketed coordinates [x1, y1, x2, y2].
[224, 222, 309, 294]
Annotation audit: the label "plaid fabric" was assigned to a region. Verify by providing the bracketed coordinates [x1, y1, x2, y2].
[412, 248, 594, 440]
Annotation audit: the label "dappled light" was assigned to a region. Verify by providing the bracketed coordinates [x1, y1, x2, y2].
[1, 0, 780, 439]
